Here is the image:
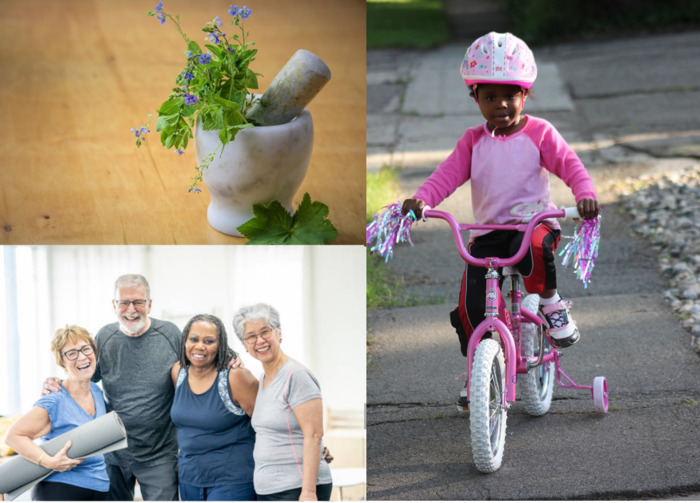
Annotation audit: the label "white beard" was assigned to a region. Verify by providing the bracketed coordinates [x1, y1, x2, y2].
[120, 315, 147, 336]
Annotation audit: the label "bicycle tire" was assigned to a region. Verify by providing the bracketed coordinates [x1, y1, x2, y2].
[469, 338, 507, 473]
[593, 376, 609, 413]
[520, 294, 554, 416]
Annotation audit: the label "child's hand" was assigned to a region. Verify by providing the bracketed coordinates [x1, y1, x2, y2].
[402, 199, 426, 220]
[577, 198, 599, 220]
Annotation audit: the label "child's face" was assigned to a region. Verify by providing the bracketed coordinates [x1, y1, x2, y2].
[474, 84, 528, 135]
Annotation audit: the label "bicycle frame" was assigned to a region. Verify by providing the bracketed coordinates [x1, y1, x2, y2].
[465, 266, 547, 402]
[422, 207, 591, 403]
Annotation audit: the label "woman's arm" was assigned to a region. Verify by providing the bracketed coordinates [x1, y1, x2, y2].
[5, 407, 82, 472]
[228, 368, 258, 417]
[293, 397, 325, 501]
[170, 362, 181, 387]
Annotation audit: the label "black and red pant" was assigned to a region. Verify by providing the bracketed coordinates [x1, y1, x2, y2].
[451, 224, 561, 356]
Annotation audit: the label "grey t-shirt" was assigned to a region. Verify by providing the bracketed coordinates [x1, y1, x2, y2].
[250, 358, 332, 495]
[93, 318, 180, 467]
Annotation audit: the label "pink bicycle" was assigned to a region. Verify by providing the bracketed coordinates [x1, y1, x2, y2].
[422, 206, 608, 474]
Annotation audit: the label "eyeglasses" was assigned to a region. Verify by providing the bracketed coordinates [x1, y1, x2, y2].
[62, 344, 95, 361]
[115, 299, 148, 309]
[243, 326, 276, 346]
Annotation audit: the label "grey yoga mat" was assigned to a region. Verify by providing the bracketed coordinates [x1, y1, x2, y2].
[0, 411, 127, 500]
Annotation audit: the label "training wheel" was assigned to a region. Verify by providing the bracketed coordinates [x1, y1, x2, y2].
[592, 376, 608, 413]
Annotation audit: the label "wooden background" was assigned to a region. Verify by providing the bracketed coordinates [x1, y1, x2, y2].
[0, 0, 366, 244]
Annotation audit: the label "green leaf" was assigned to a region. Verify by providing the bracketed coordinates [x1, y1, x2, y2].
[158, 98, 183, 116]
[237, 193, 338, 244]
[156, 113, 179, 132]
[201, 108, 225, 131]
[204, 44, 222, 57]
[187, 41, 202, 55]
[237, 201, 295, 244]
[245, 68, 258, 89]
[289, 193, 338, 244]
[163, 129, 176, 148]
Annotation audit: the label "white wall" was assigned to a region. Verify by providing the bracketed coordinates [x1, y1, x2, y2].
[307, 247, 366, 411]
[0, 245, 365, 418]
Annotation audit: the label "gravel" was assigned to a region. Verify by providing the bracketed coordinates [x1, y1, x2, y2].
[614, 165, 700, 353]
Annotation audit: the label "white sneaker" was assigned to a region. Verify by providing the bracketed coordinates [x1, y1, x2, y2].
[539, 298, 580, 348]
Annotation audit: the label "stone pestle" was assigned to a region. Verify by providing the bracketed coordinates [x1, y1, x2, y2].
[245, 49, 331, 126]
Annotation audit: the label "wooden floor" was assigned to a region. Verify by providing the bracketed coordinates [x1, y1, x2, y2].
[0, 0, 366, 244]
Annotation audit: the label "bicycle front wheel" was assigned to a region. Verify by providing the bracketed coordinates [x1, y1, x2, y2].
[520, 294, 554, 416]
[469, 338, 507, 473]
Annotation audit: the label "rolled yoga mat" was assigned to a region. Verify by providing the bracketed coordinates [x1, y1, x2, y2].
[0, 411, 127, 500]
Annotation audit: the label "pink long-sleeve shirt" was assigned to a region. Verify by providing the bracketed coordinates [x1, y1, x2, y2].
[413, 115, 597, 238]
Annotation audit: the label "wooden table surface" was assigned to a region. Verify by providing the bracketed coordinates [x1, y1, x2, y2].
[0, 0, 366, 244]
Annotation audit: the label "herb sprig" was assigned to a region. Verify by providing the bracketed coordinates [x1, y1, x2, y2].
[132, 2, 262, 192]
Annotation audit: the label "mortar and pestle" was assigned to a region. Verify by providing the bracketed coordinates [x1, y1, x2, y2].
[195, 49, 331, 237]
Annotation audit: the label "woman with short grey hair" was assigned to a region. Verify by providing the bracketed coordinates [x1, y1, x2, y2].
[232, 303, 333, 501]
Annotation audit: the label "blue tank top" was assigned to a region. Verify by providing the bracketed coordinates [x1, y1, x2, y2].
[170, 367, 255, 486]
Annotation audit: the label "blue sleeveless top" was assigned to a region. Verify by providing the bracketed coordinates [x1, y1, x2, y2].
[170, 367, 255, 486]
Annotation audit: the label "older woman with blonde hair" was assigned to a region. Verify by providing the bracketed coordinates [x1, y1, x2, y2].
[5, 326, 109, 500]
[232, 303, 332, 501]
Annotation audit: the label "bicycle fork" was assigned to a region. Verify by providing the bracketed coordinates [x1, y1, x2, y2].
[466, 265, 518, 403]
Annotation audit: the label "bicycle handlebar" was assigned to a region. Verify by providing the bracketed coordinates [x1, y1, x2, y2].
[422, 207, 581, 268]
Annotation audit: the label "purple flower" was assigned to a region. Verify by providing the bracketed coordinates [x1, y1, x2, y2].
[184, 94, 199, 105]
[157, 13, 166, 24]
[228, 5, 239, 16]
[208, 33, 221, 44]
[199, 54, 212, 64]
[239, 6, 251, 18]
[185, 50, 193, 58]
[175, 149, 184, 155]
[189, 187, 202, 193]
[131, 126, 150, 138]
[214, 16, 222, 27]
[154, 1, 163, 12]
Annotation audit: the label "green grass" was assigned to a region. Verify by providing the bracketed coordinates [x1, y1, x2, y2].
[507, 0, 700, 44]
[366, 165, 449, 310]
[367, 165, 402, 222]
[367, 165, 410, 310]
[367, 0, 451, 49]
[365, 165, 448, 383]
[367, 254, 419, 310]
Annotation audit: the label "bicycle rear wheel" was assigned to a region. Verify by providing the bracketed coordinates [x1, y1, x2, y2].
[469, 338, 507, 473]
[520, 294, 554, 416]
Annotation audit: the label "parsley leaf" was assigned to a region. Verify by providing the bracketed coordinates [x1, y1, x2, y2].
[237, 193, 338, 244]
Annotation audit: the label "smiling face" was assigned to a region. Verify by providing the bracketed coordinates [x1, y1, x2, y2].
[113, 283, 152, 336]
[60, 338, 96, 383]
[185, 320, 220, 369]
[474, 83, 528, 135]
[242, 319, 280, 363]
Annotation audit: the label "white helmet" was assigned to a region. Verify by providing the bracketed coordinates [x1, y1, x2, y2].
[460, 32, 537, 89]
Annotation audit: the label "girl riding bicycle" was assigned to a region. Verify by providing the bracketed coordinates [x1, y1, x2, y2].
[402, 32, 600, 405]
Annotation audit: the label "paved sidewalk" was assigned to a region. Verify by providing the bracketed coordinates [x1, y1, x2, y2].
[367, 30, 700, 500]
